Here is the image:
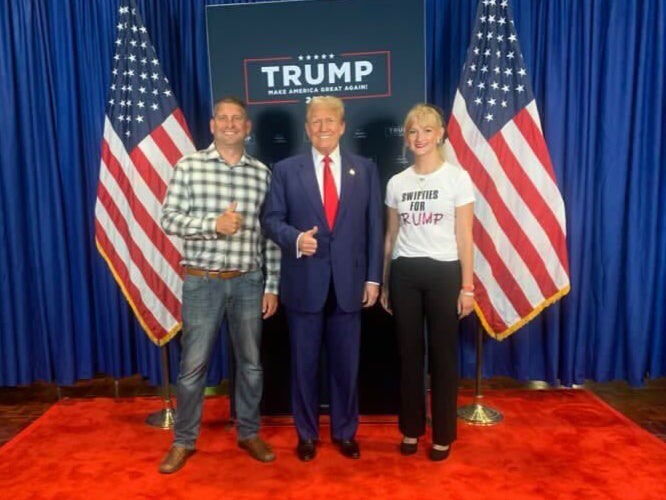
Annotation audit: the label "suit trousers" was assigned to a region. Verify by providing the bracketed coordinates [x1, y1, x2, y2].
[285, 284, 361, 441]
[389, 257, 461, 445]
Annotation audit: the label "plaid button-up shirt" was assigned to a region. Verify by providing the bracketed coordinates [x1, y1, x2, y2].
[161, 143, 280, 295]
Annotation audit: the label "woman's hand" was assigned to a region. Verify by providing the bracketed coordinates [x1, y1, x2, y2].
[380, 286, 392, 315]
[458, 291, 475, 318]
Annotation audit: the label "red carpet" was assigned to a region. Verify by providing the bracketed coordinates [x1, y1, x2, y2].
[1, 390, 665, 499]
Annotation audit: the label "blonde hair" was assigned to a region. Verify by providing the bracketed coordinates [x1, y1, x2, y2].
[306, 96, 345, 121]
[403, 103, 446, 161]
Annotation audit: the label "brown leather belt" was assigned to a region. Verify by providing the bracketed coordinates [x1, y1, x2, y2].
[184, 268, 245, 279]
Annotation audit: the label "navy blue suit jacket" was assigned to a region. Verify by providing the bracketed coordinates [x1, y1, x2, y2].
[262, 149, 383, 313]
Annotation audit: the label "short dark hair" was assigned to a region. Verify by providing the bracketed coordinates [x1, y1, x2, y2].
[212, 96, 247, 115]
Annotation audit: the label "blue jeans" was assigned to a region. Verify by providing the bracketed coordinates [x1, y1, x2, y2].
[174, 270, 264, 448]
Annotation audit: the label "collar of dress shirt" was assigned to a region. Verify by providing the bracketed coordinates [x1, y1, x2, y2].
[312, 146, 341, 172]
[206, 142, 250, 167]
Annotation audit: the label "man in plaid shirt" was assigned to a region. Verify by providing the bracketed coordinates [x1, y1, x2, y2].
[158, 96, 280, 473]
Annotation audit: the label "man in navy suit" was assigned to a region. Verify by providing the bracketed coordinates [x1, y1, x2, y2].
[262, 96, 383, 461]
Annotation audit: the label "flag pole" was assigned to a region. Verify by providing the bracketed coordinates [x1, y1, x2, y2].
[145, 344, 176, 429]
[457, 325, 503, 425]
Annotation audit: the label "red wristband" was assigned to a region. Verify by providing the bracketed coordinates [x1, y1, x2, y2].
[461, 284, 475, 291]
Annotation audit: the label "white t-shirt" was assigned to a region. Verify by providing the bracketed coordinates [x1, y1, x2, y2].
[385, 162, 475, 261]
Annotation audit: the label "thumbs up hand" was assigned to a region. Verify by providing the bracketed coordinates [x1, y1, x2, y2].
[298, 226, 318, 256]
[215, 201, 243, 235]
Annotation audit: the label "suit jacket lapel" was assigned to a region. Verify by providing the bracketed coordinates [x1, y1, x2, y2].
[335, 151, 356, 230]
[298, 154, 328, 229]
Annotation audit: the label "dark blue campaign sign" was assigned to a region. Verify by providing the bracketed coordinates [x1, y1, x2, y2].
[207, 0, 425, 415]
[207, 0, 425, 184]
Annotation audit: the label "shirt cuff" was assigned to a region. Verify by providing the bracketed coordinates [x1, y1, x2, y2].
[264, 277, 279, 295]
[295, 232, 304, 258]
[205, 215, 218, 239]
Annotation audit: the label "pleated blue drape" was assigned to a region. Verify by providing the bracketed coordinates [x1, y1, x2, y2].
[1, 0, 664, 387]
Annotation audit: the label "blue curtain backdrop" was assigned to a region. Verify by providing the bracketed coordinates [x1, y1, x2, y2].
[1, 0, 664, 387]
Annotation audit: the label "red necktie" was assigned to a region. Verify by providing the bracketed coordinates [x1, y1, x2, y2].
[322, 155, 338, 229]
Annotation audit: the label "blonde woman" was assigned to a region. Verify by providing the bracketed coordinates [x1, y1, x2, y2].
[381, 104, 475, 461]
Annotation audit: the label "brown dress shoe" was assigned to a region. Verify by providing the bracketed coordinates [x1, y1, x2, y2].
[158, 446, 195, 474]
[238, 436, 276, 463]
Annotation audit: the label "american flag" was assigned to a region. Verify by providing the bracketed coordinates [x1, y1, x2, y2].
[445, 0, 570, 339]
[95, 0, 194, 345]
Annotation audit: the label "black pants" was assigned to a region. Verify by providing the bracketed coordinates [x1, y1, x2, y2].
[390, 257, 461, 445]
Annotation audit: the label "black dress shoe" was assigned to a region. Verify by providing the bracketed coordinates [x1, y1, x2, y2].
[296, 439, 316, 462]
[429, 444, 451, 462]
[333, 438, 360, 459]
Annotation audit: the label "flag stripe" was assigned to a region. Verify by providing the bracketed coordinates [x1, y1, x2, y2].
[96, 200, 177, 330]
[95, 216, 172, 335]
[448, 115, 559, 298]
[97, 159, 182, 302]
[447, 138, 546, 308]
[97, 181, 181, 321]
[488, 132, 569, 272]
[129, 145, 168, 202]
[473, 247, 514, 331]
[501, 113, 566, 228]
[513, 107, 556, 183]
[150, 125, 185, 169]
[101, 138, 182, 275]
[163, 112, 195, 158]
[473, 217, 534, 317]
[172, 108, 194, 143]
[472, 187, 546, 307]
[103, 117, 164, 209]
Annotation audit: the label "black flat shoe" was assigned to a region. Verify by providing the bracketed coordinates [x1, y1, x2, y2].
[399, 438, 418, 456]
[296, 439, 316, 462]
[429, 444, 451, 462]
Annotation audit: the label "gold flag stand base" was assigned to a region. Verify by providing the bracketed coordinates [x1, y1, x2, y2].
[145, 406, 176, 429]
[457, 399, 503, 425]
[145, 344, 176, 430]
[458, 325, 503, 426]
